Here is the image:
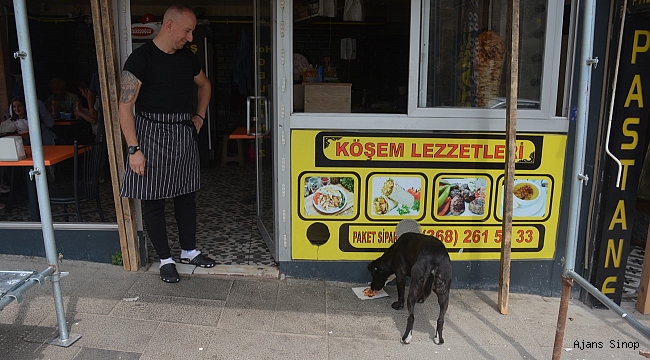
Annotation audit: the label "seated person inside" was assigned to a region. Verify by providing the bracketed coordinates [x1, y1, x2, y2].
[10, 96, 57, 146]
[74, 78, 100, 137]
[46, 77, 80, 117]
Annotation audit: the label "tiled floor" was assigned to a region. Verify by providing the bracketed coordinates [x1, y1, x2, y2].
[0, 162, 276, 267]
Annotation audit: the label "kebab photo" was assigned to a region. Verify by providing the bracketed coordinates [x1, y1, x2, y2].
[371, 177, 421, 216]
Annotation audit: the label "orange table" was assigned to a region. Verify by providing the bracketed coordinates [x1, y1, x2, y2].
[229, 126, 270, 139]
[0, 145, 77, 221]
[222, 127, 271, 166]
[229, 126, 255, 140]
[53, 119, 85, 126]
[0, 146, 76, 166]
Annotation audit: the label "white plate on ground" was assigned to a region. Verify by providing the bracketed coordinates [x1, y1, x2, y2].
[352, 287, 390, 300]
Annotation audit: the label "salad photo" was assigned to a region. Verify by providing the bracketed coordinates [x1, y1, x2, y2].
[303, 175, 355, 216]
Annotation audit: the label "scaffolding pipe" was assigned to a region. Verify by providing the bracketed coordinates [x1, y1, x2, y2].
[563, 0, 596, 275]
[12, 0, 80, 347]
[0, 268, 53, 309]
[553, 1, 650, 357]
[568, 270, 650, 339]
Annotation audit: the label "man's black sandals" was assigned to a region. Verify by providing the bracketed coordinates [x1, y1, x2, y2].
[180, 253, 216, 268]
[160, 263, 180, 283]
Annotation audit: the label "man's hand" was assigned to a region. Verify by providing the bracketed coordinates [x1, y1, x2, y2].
[192, 114, 203, 133]
[129, 151, 146, 176]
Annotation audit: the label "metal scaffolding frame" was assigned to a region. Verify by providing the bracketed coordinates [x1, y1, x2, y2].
[0, 0, 81, 347]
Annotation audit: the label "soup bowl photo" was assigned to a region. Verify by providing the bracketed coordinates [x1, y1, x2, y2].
[513, 181, 540, 207]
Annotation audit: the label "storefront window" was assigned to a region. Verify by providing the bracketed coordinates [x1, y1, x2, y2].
[419, 0, 547, 108]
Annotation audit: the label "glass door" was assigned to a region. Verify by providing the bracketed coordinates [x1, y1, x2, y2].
[251, 0, 276, 260]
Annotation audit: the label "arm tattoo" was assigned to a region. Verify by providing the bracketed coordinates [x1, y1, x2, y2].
[120, 71, 139, 103]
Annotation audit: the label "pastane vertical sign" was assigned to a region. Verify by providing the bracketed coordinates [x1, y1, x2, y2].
[590, 15, 650, 305]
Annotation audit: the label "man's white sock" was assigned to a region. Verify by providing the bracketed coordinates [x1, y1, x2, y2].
[181, 249, 200, 260]
[159, 257, 175, 267]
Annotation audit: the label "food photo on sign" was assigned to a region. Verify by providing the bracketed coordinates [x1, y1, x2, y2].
[498, 178, 549, 217]
[435, 177, 488, 217]
[303, 175, 355, 216]
[370, 176, 422, 216]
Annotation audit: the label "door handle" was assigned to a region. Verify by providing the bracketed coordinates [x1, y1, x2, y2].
[262, 96, 270, 135]
[246, 96, 255, 136]
[247, 95, 270, 136]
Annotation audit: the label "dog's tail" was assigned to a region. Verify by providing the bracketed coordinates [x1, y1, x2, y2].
[428, 269, 448, 292]
[423, 269, 436, 296]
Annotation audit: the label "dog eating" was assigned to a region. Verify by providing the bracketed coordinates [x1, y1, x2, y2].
[367, 230, 452, 344]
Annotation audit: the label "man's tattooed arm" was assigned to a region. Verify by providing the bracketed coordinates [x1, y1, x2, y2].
[120, 71, 140, 104]
[118, 71, 142, 148]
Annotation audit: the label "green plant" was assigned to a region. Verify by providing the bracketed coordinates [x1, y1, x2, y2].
[340, 177, 354, 192]
[111, 252, 123, 266]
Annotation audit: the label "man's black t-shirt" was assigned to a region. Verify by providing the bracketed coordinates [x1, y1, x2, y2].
[123, 41, 201, 113]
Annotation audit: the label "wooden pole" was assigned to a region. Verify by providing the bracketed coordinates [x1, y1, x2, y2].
[552, 275, 574, 359]
[0, 15, 11, 117]
[89, 0, 140, 271]
[498, 0, 519, 315]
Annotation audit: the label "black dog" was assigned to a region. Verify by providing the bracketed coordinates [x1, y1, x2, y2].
[368, 232, 452, 344]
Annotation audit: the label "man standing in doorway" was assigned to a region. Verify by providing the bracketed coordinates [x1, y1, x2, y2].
[118, 5, 214, 283]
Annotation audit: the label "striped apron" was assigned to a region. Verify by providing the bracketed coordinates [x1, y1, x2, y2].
[120, 112, 200, 200]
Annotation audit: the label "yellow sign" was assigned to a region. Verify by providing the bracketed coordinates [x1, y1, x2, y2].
[323, 136, 536, 163]
[292, 131, 567, 261]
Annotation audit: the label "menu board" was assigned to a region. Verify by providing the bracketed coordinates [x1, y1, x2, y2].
[291, 130, 567, 261]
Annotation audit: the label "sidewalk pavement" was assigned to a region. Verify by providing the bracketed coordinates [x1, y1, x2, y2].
[2, 254, 650, 360]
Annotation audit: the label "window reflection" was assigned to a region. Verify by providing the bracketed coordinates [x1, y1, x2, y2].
[293, 0, 410, 114]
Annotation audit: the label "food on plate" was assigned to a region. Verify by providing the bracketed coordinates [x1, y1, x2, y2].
[438, 184, 451, 208]
[307, 176, 321, 194]
[438, 197, 451, 216]
[396, 204, 411, 215]
[407, 188, 421, 201]
[373, 196, 398, 215]
[449, 196, 465, 216]
[363, 287, 378, 297]
[321, 177, 330, 186]
[514, 182, 538, 201]
[460, 184, 475, 203]
[475, 187, 486, 200]
[340, 177, 355, 192]
[381, 178, 415, 208]
[438, 179, 488, 216]
[475, 30, 506, 107]
[313, 186, 344, 211]
[468, 198, 485, 215]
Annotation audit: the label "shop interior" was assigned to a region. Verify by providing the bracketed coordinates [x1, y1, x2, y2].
[0, 0, 276, 266]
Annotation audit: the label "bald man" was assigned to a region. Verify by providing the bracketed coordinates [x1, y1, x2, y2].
[118, 5, 214, 283]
